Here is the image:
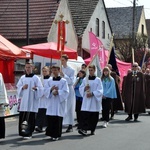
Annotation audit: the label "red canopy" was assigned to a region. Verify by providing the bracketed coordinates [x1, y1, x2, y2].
[0, 35, 32, 60]
[0, 35, 33, 83]
[22, 42, 77, 59]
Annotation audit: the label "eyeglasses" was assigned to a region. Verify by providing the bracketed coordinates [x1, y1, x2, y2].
[132, 66, 138, 67]
[89, 70, 94, 71]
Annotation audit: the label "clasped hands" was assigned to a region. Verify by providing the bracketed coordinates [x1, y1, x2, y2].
[51, 85, 59, 96]
[22, 84, 37, 90]
[84, 85, 93, 98]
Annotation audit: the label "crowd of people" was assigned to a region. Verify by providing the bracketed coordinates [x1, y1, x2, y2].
[0, 54, 150, 141]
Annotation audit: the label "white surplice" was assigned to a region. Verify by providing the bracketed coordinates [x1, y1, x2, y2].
[44, 77, 69, 117]
[16, 75, 43, 112]
[0, 73, 9, 117]
[79, 77, 103, 112]
[62, 66, 76, 125]
[38, 77, 51, 109]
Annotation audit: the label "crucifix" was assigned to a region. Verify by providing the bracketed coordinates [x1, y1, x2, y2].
[54, 14, 69, 69]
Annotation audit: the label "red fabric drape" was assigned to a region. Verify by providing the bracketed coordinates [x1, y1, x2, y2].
[0, 60, 14, 83]
[57, 21, 66, 52]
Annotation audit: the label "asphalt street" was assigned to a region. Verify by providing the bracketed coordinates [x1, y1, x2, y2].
[1, 111, 150, 150]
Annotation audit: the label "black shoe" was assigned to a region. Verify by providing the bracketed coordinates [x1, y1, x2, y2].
[99, 117, 104, 121]
[110, 116, 114, 120]
[75, 123, 79, 127]
[66, 125, 73, 132]
[90, 131, 95, 135]
[35, 127, 43, 132]
[134, 118, 138, 122]
[125, 116, 133, 121]
[78, 129, 87, 136]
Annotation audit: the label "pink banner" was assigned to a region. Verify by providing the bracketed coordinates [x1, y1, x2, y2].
[89, 32, 99, 59]
[97, 39, 107, 69]
[89, 32, 107, 69]
[104, 50, 131, 90]
[85, 50, 131, 90]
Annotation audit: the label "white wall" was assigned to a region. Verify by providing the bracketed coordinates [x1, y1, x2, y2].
[47, 0, 78, 50]
[137, 8, 148, 36]
[82, 0, 112, 51]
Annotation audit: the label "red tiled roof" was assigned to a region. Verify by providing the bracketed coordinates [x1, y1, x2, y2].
[0, 0, 59, 39]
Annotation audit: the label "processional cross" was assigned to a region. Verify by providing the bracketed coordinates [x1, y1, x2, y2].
[54, 14, 69, 61]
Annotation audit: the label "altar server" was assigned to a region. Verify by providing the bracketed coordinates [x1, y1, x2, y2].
[60, 54, 76, 132]
[0, 73, 9, 139]
[16, 62, 43, 139]
[35, 66, 50, 132]
[45, 66, 69, 141]
[78, 65, 103, 136]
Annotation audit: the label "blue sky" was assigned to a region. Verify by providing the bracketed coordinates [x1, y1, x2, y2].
[104, 0, 150, 19]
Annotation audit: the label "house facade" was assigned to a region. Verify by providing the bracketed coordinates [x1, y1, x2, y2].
[106, 6, 148, 62]
[47, 0, 112, 58]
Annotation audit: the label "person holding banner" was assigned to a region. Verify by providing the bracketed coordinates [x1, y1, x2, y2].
[122, 62, 145, 121]
[101, 67, 117, 128]
[78, 65, 103, 136]
[0, 73, 9, 139]
[60, 54, 76, 132]
[16, 62, 43, 139]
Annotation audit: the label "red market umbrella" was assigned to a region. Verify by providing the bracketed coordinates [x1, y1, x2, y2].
[22, 42, 77, 59]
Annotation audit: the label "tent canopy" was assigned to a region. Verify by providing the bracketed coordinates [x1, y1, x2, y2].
[0, 35, 32, 60]
[22, 42, 78, 59]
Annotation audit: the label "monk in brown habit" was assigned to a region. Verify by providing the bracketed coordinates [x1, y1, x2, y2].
[122, 62, 146, 121]
[144, 68, 150, 113]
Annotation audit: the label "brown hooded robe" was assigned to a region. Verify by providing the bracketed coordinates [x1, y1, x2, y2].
[145, 74, 150, 108]
[122, 72, 145, 114]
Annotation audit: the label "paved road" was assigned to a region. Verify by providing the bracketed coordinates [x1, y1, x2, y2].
[1, 111, 150, 150]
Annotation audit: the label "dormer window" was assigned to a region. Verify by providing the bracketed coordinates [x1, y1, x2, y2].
[141, 24, 144, 35]
[96, 18, 99, 37]
[102, 21, 105, 39]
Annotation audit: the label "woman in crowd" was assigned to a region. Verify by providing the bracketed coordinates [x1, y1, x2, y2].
[101, 67, 117, 128]
[74, 70, 86, 128]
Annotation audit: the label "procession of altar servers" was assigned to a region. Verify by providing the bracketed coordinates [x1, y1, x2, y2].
[1, 57, 149, 140]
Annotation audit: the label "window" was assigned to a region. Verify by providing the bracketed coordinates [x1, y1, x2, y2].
[108, 33, 110, 39]
[96, 18, 99, 37]
[102, 21, 105, 39]
[141, 24, 144, 35]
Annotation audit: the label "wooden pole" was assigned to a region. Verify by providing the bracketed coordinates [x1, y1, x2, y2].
[132, 48, 135, 64]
